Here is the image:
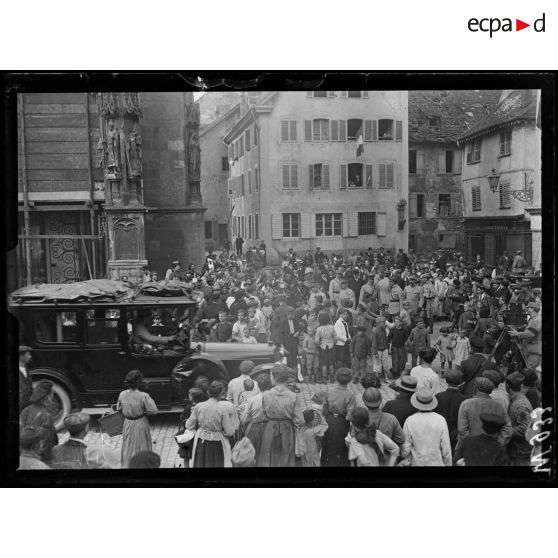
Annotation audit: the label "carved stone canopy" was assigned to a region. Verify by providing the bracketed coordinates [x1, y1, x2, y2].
[97, 92, 141, 118]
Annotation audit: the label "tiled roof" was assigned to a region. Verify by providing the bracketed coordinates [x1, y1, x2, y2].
[458, 89, 538, 142]
[409, 90, 502, 143]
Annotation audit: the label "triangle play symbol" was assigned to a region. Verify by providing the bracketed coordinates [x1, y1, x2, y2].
[516, 19, 530, 31]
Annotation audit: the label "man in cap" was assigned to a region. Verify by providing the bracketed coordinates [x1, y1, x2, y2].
[508, 301, 541, 369]
[360, 387, 405, 448]
[456, 377, 512, 457]
[314, 246, 325, 265]
[18, 426, 50, 470]
[382, 376, 418, 428]
[370, 316, 390, 381]
[404, 275, 423, 321]
[454, 412, 510, 466]
[226, 360, 260, 408]
[434, 369, 466, 451]
[377, 271, 391, 312]
[482, 369, 509, 410]
[308, 283, 327, 311]
[359, 273, 378, 307]
[521, 368, 541, 409]
[387, 276, 405, 320]
[505, 372, 533, 466]
[50, 412, 92, 469]
[400, 388, 452, 466]
[19, 345, 34, 412]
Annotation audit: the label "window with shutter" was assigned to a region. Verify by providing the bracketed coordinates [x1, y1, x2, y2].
[241, 174, 245, 195]
[409, 150, 417, 174]
[348, 91, 362, 98]
[282, 164, 298, 189]
[438, 194, 451, 216]
[306, 92, 313, 98]
[365, 164, 373, 188]
[395, 120, 402, 141]
[281, 121, 289, 141]
[358, 212, 376, 235]
[372, 120, 378, 141]
[290, 120, 297, 141]
[409, 195, 417, 217]
[322, 164, 329, 188]
[271, 214, 282, 239]
[327, 91, 336, 98]
[364, 120, 372, 141]
[255, 166, 259, 192]
[255, 213, 259, 239]
[304, 120, 312, 142]
[499, 130, 512, 156]
[347, 119, 363, 141]
[245, 130, 250, 151]
[239, 137, 244, 156]
[445, 150, 453, 173]
[437, 151, 446, 174]
[453, 150, 462, 174]
[416, 151, 425, 174]
[499, 182, 511, 209]
[291, 165, 298, 188]
[378, 119, 394, 140]
[282, 213, 300, 237]
[376, 213, 387, 236]
[347, 163, 364, 188]
[362, 91, 369, 99]
[379, 163, 394, 188]
[312, 119, 329, 141]
[248, 170, 252, 194]
[340, 91, 348, 98]
[316, 213, 342, 237]
[417, 194, 425, 218]
[309, 165, 314, 189]
[472, 184, 481, 211]
[340, 164, 347, 189]
[467, 139, 481, 163]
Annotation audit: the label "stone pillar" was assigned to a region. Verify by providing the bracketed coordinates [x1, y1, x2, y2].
[97, 93, 147, 283]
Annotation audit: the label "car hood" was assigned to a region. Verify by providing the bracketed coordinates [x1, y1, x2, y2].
[191, 342, 274, 361]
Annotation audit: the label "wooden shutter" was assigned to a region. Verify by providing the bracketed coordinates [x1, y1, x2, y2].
[322, 164, 330, 188]
[416, 151, 425, 174]
[449, 195, 456, 216]
[291, 165, 298, 188]
[240, 137, 244, 156]
[306, 91, 313, 98]
[364, 120, 372, 141]
[387, 163, 394, 188]
[304, 120, 312, 141]
[290, 120, 297, 141]
[341, 91, 348, 98]
[330, 120, 339, 141]
[372, 120, 378, 141]
[327, 91, 335, 98]
[309, 165, 314, 189]
[365, 164, 373, 188]
[395, 120, 403, 142]
[347, 211, 358, 237]
[409, 194, 417, 217]
[281, 121, 289, 141]
[271, 214, 282, 239]
[376, 213, 387, 236]
[282, 165, 290, 188]
[454, 150, 462, 174]
[339, 164, 347, 189]
[245, 130, 250, 151]
[301, 213, 311, 238]
[362, 91, 369, 99]
[339, 120, 347, 141]
[437, 151, 446, 173]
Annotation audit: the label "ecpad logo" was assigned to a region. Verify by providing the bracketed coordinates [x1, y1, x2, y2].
[468, 13, 546, 37]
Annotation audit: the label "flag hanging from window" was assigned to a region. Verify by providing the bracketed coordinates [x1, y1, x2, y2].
[356, 127, 364, 157]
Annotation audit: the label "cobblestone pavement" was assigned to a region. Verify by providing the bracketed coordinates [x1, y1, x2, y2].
[59, 319, 457, 468]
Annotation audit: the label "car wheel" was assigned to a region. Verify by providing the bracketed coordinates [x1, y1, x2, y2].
[32, 380, 72, 432]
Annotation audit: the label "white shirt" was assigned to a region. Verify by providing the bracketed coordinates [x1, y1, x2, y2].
[334, 318, 351, 346]
[19, 365, 28, 379]
[410, 365, 441, 393]
[227, 374, 260, 407]
[401, 412, 452, 466]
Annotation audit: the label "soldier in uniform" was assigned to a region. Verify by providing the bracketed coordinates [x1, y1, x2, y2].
[404, 275, 423, 324]
[387, 276, 405, 320]
[421, 274, 436, 334]
[508, 301, 542, 369]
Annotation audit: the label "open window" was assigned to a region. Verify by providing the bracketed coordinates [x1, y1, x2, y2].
[309, 163, 330, 189]
[347, 119, 363, 141]
[35, 311, 79, 344]
[347, 163, 363, 188]
[85, 308, 120, 345]
[378, 119, 394, 140]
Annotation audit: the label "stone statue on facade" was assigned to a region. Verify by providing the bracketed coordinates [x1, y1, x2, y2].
[126, 123, 142, 178]
[105, 119, 121, 175]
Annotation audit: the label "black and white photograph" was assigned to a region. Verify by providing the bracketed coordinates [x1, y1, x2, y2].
[4, 77, 553, 482]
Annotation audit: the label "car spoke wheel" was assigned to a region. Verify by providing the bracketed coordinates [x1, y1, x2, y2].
[32, 380, 72, 431]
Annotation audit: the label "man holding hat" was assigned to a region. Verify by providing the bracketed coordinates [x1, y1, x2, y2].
[382, 376, 418, 428]
[454, 412, 510, 466]
[456, 377, 512, 456]
[400, 388, 452, 466]
[508, 301, 541, 369]
[506, 372, 533, 466]
[360, 387, 405, 448]
[434, 369, 466, 451]
[19, 345, 34, 412]
[50, 412, 92, 469]
[227, 360, 260, 408]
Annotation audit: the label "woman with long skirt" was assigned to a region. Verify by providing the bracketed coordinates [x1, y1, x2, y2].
[118, 370, 158, 468]
[186, 380, 236, 467]
[258, 364, 305, 467]
[320, 368, 356, 467]
[241, 373, 272, 463]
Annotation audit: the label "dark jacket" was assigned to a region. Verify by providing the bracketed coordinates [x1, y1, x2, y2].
[382, 394, 416, 428]
[279, 318, 301, 351]
[454, 433, 510, 466]
[50, 439, 89, 469]
[19, 369, 33, 412]
[435, 388, 466, 448]
[460, 353, 491, 398]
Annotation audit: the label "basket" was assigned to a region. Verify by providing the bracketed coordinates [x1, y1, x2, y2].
[98, 405, 124, 437]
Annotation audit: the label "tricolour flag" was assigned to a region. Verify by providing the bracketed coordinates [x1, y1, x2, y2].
[356, 127, 364, 157]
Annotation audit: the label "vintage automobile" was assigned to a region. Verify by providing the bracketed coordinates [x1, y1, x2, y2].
[9, 280, 274, 429]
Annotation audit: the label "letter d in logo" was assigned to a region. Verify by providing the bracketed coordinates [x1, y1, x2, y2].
[534, 13, 546, 32]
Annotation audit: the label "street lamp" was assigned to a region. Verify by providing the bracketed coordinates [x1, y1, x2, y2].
[487, 168, 500, 194]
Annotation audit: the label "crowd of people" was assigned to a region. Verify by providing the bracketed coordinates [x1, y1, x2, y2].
[18, 243, 543, 468]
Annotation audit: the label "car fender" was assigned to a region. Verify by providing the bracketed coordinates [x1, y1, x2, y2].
[29, 366, 81, 403]
[174, 353, 229, 379]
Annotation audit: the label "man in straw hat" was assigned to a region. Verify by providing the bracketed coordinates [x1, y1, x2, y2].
[382, 375, 418, 428]
[360, 387, 405, 449]
[400, 387, 452, 466]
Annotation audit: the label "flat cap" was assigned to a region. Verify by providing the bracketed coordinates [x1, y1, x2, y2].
[474, 376, 495, 393]
[64, 412, 91, 434]
[482, 369, 504, 386]
[506, 371, 526, 390]
[444, 369, 464, 385]
[239, 360, 255, 374]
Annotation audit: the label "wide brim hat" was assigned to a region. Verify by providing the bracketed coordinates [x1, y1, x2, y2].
[394, 375, 418, 393]
[411, 388, 438, 411]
